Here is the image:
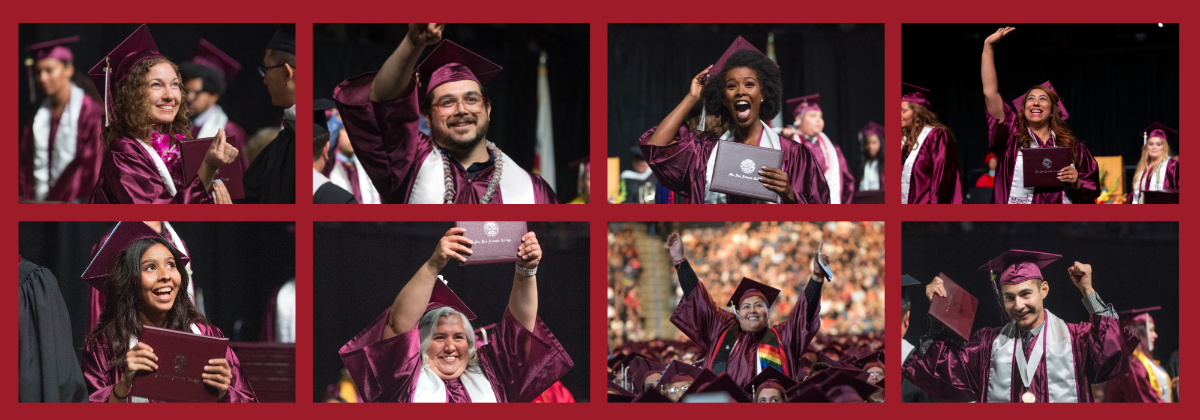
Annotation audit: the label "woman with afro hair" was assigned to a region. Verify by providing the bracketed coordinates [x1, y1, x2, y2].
[638, 37, 829, 204]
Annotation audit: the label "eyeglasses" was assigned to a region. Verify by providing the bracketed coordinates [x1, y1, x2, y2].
[664, 385, 689, 395]
[434, 94, 486, 115]
[258, 64, 293, 77]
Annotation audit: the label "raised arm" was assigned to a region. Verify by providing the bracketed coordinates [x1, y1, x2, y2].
[383, 227, 473, 340]
[647, 65, 713, 147]
[666, 233, 700, 297]
[982, 27, 1014, 121]
[509, 231, 542, 331]
[370, 23, 444, 103]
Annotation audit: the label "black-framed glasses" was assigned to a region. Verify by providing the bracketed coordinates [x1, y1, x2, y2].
[258, 64, 293, 77]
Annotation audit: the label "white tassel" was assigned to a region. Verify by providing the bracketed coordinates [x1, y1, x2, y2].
[698, 105, 707, 132]
[1143, 132, 1148, 146]
[103, 57, 110, 127]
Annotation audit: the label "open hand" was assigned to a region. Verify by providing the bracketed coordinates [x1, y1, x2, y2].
[689, 65, 713, 100]
[985, 27, 1015, 46]
[759, 166, 797, 203]
[666, 233, 685, 264]
[203, 357, 233, 400]
[926, 276, 947, 302]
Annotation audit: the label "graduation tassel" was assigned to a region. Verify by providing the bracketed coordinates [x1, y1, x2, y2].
[1144, 131, 1148, 146]
[26, 59, 35, 104]
[698, 104, 707, 132]
[103, 57, 111, 128]
[989, 270, 1007, 323]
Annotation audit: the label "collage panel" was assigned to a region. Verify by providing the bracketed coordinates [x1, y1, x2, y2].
[607, 221, 885, 402]
[900, 23, 1179, 204]
[312, 222, 590, 402]
[18, 222, 297, 402]
[900, 222, 1178, 402]
[607, 24, 885, 204]
[312, 23, 591, 204]
[18, 23, 297, 204]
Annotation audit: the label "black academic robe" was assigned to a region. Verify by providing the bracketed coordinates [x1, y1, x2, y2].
[241, 122, 296, 204]
[314, 183, 358, 204]
[18, 257, 87, 402]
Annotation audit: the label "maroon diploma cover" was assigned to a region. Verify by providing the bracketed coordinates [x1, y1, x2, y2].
[180, 136, 245, 199]
[131, 326, 229, 402]
[455, 221, 527, 265]
[708, 141, 784, 202]
[1021, 147, 1071, 188]
[927, 273, 978, 341]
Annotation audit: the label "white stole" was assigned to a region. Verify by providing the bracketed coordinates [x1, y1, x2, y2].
[329, 156, 383, 204]
[1008, 129, 1073, 204]
[902, 339, 915, 362]
[126, 323, 203, 403]
[31, 83, 85, 200]
[134, 139, 178, 197]
[703, 120, 782, 204]
[194, 105, 229, 139]
[409, 148, 536, 204]
[987, 310, 1079, 402]
[411, 366, 497, 402]
[860, 160, 880, 191]
[1131, 161, 1170, 204]
[900, 127, 932, 204]
[809, 132, 842, 204]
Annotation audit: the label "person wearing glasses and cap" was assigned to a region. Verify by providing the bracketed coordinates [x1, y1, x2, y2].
[312, 99, 357, 204]
[241, 23, 296, 204]
[981, 27, 1100, 204]
[901, 82, 962, 204]
[663, 232, 828, 388]
[179, 39, 248, 171]
[87, 25, 238, 204]
[902, 250, 1137, 403]
[1104, 307, 1175, 402]
[19, 35, 104, 203]
[80, 222, 257, 402]
[1127, 123, 1179, 204]
[784, 94, 856, 204]
[333, 23, 558, 204]
[338, 227, 573, 402]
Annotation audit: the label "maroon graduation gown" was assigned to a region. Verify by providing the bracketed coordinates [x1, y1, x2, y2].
[89, 137, 214, 204]
[987, 103, 1100, 204]
[339, 308, 573, 402]
[801, 135, 856, 204]
[82, 323, 257, 402]
[669, 279, 820, 388]
[332, 72, 558, 204]
[901, 314, 1136, 403]
[190, 120, 248, 173]
[637, 125, 830, 204]
[1126, 159, 1179, 203]
[901, 128, 963, 204]
[1103, 352, 1169, 402]
[18, 93, 103, 203]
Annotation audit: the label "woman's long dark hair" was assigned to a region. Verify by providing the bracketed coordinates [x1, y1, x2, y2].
[1015, 85, 1079, 166]
[856, 133, 884, 185]
[84, 237, 207, 372]
[699, 49, 783, 128]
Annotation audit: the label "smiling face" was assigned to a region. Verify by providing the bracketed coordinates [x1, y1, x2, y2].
[184, 78, 218, 115]
[425, 314, 470, 380]
[423, 80, 491, 153]
[796, 110, 824, 137]
[34, 58, 72, 97]
[722, 67, 762, 129]
[737, 295, 769, 333]
[756, 388, 784, 403]
[144, 62, 181, 125]
[1147, 136, 1166, 160]
[138, 243, 181, 316]
[1000, 279, 1048, 330]
[1022, 88, 1052, 125]
[901, 102, 914, 129]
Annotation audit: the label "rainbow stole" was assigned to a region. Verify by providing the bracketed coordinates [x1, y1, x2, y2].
[708, 324, 788, 376]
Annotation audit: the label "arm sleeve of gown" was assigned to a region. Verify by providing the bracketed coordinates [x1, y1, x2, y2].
[986, 103, 1018, 157]
[1104, 359, 1160, 402]
[901, 316, 991, 402]
[529, 172, 560, 204]
[483, 309, 575, 402]
[337, 307, 422, 402]
[333, 71, 431, 204]
[675, 259, 699, 298]
[668, 278, 735, 352]
[1068, 143, 1101, 204]
[780, 278, 823, 378]
[18, 262, 88, 402]
[1073, 293, 1139, 383]
[789, 142, 831, 204]
[81, 338, 118, 403]
[922, 130, 962, 204]
[637, 125, 704, 195]
[99, 151, 213, 204]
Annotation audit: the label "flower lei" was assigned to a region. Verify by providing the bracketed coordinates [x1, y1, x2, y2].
[150, 131, 184, 184]
[442, 142, 503, 204]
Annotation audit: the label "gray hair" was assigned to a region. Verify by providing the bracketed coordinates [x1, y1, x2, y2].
[418, 307, 481, 372]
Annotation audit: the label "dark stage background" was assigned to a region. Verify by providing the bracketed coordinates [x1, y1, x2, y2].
[901, 222, 1179, 364]
[18, 222, 297, 356]
[608, 23, 886, 175]
[19, 24, 286, 137]
[312, 222, 591, 402]
[313, 24, 591, 201]
[902, 24, 1179, 194]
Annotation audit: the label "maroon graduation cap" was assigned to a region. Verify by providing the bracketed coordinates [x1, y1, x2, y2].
[692, 373, 750, 403]
[81, 222, 182, 291]
[708, 35, 776, 79]
[190, 38, 241, 87]
[1117, 306, 1161, 328]
[744, 367, 799, 400]
[24, 36, 80, 103]
[427, 276, 477, 320]
[87, 24, 167, 127]
[787, 93, 821, 118]
[858, 121, 885, 140]
[978, 249, 1062, 286]
[1011, 81, 1069, 120]
[472, 323, 498, 348]
[1142, 122, 1177, 146]
[726, 277, 781, 309]
[817, 368, 881, 402]
[415, 40, 502, 100]
[902, 82, 931, 109]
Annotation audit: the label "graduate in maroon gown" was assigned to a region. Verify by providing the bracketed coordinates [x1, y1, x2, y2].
[86, 222, 196, 333]
[902, 250, 1137, 403]
[19, 36, 104, 203]
[80, 222, 256, 402]
[900, 83, 962, 204]
[179, 39, 249, 171]
[856, 121, 885, 193]
[664, 233, 826, 388]
[1104, 307, 1175, 402]
[1127, 123, 1179, 204]
[339, 227, 573, 402]
[86, 25, 238, 204]
[333, 23, 557, 204]
[981, 27, 1100, 204]
[639, 36, 829, 204]
[784, 94, 855, 203]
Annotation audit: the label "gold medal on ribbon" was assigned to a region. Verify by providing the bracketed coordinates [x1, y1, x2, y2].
[1022, 391, 1036, 403]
